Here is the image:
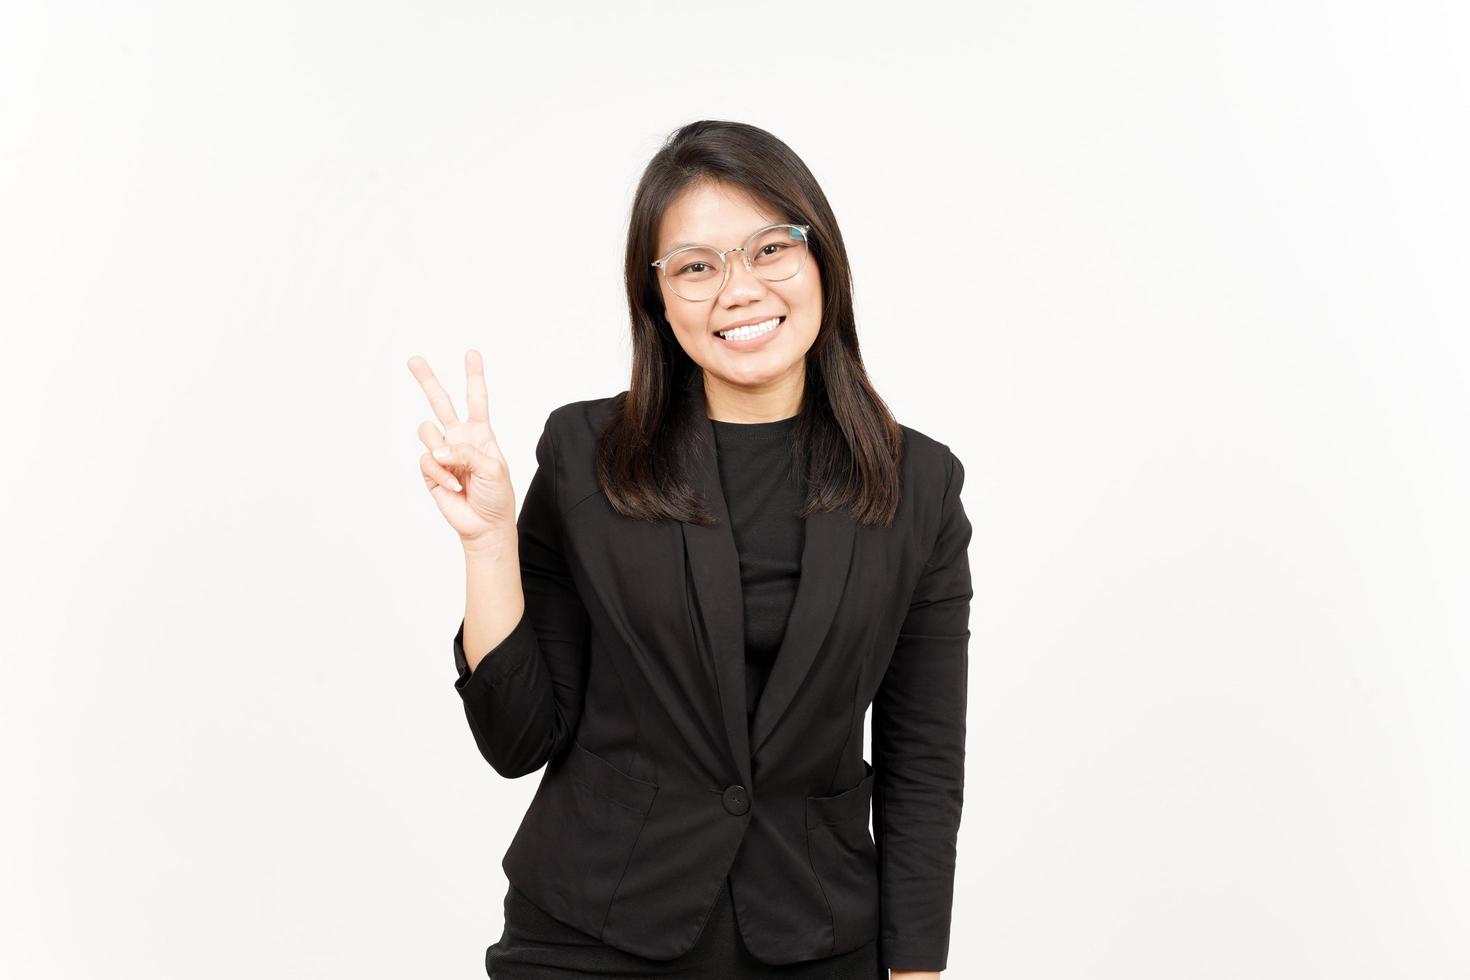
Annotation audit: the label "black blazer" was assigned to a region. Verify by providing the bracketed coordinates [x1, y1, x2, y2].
[452, 385, 972, 972]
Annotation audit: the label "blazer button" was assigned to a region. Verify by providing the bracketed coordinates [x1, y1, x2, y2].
[722, 784, 750, 815]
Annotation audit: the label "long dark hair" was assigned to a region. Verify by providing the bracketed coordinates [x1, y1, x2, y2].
[596, 120, 904, 528]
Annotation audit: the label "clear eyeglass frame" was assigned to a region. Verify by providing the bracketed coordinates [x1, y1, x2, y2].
[650, 223, 813, 302]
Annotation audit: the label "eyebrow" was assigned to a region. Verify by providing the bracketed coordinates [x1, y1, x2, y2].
[661, 221, 786, 254]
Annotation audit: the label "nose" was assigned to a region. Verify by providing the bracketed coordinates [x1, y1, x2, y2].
[718, 250, 769, 302]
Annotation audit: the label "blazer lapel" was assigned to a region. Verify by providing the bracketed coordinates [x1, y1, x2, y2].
[749, 502, 855, 758]
[679, 385, 857, 778]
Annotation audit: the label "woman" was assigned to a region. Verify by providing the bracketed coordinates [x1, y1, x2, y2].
[408, 120, 971, 979]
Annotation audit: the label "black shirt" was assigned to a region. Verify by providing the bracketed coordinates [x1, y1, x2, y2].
[709, 413, 806, 728]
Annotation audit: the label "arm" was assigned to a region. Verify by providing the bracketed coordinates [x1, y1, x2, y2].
[452, 415, 591, 778]
[872, 448, 973, 974]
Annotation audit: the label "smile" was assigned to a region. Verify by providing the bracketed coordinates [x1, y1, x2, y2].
[716, 316, 783, 343]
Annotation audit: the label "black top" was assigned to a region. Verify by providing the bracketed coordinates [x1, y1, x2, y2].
[485, 414, 878, 977]
[709, 414, 806, 728]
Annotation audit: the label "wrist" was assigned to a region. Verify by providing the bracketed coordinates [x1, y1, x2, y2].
[462, 530, 517, 563]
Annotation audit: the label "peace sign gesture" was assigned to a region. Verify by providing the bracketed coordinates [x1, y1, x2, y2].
[406, 350, 518, 547]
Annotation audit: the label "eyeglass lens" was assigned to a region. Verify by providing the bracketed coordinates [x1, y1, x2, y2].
[662, 225, 809, 302]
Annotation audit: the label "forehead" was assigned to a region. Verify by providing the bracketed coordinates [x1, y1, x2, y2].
[657, 182, 784, 253]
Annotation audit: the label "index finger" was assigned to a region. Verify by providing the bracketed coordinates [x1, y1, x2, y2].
[405, 355, 460, 428]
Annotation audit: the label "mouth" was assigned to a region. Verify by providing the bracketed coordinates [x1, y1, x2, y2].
[714, 315, 785, 349]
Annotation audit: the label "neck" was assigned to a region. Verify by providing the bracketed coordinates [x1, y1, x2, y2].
[702, 367, 805, 423]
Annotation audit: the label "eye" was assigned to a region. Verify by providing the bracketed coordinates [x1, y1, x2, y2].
[677, 262, 709, 275]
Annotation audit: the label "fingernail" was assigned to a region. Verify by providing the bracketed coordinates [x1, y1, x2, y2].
[449, 479, 462, 492]
[433, 446, 450, 460]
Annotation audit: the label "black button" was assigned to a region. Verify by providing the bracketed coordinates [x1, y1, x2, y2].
[722, 784, 750, 815]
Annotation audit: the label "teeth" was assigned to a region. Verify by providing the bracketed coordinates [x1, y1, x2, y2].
[718, 316, 781, 340]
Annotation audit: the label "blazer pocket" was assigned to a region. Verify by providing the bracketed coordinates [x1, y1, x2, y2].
[501, 739, 659, 939]
[804, 760, 880, 949]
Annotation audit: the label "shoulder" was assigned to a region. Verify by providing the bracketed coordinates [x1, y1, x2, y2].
[532, 393, 626, 508]
[898, 422, 962, 490]
[531, 392, 626, 462]
[895, 421, 968, 546]
[544, 391, 626, 442]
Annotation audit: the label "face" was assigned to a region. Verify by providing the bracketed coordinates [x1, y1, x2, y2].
[654, 181, 823, 403]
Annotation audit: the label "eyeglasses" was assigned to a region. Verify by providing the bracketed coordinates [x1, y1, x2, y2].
[651, 223, 812, 302]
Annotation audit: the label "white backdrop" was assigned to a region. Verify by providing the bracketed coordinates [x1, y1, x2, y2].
[2, 1, 1467, 977]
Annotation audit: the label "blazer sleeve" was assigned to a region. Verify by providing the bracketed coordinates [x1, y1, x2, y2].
[451, 413, 591, 779]
[872, 448, 973, 972]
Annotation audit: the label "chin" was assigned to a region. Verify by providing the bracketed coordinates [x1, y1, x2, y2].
[724, 357, 802, 384]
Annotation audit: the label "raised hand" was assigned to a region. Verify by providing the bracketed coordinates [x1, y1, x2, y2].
[407, 350, 518, 548]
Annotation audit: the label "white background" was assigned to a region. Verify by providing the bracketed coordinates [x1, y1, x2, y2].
[3, 1, 1467, 977]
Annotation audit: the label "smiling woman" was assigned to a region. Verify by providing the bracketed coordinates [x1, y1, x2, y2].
[416, 119, 967, 980]
[653, 186, 825, 416]
[597, 120, 910, 531]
